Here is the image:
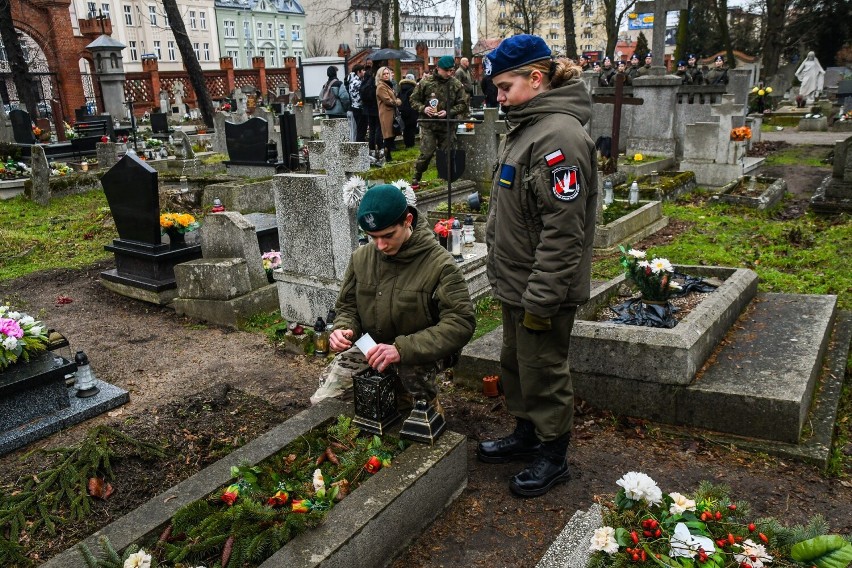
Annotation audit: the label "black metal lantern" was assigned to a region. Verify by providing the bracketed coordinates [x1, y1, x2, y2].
[352, 368, 401, 436]
[399, 397, 446, 445]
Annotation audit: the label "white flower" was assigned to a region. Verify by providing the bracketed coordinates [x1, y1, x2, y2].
[123, 550, 152, 568]
[2, 336, 18, 350]
[27, 325, 43, 337]
[650, 257, 674, 274]
[668, 281, 683, 291]
[628, 249, 646, 258]
[734, 539, 773, 568]
[616, 471, 662, 505]
[589, 526, 620, 554]
[638, 260, 649, 268]
[342, 175, 367, 209]
[18, 315, 34, 326]
[312, 468, 325, 492]
[669, 522, 716, 559]
[0, 305, 7, 316]
[392, 179, 417, 206]
[668, 492, 696, 514]
[6, 311, 20, 320]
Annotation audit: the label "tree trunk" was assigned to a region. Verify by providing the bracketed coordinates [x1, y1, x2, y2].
[563, 0, 577, 60]
[392, 0, 400, 80]
[673, 7, 689, 64]
[761, 0, 786, 78]
[461, 0, 472, 59]
[603, 0, 619, 58]
[0, 0, 40, 117]
[713, 0, 735, 69]
[380, 0, 390, 49]
[161, 0, 214, 127]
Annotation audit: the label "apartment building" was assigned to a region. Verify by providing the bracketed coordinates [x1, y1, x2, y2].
[215, 0, 307, 68]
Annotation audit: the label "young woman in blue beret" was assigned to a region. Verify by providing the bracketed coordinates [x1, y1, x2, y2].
[478, 34, 598, 497]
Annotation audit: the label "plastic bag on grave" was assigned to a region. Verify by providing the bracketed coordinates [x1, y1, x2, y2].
[668, 273, 720, 297]
[610, 297, 679, 328]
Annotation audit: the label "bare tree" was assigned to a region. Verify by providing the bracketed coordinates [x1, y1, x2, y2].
[562, 0, 578, 60]
[498, 0, 552, 35]
[461, 0, 473, 58]
[161, 0, 214, 127]
[601, 0, 638, 58]
[761, 0, 790, 78]
[712, 0, 735, 68]
[305, 36, 331, 58]
[0, 0, 40, 117]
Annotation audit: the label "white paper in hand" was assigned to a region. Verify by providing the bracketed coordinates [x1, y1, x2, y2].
[354, 333, 377, 356]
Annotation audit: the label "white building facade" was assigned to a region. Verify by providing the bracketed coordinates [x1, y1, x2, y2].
[214, 0, 307, 69]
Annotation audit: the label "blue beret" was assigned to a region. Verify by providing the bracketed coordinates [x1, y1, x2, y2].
[484, 34, 551, 77]
[437, 55, 455, 70]
[357, 184, 408, 232]
[688, 54, 696, 59]
[677, 60, 686, 67]
[715, 55, 724, 62]
[603, 56, 611, 62]
[630, 53, 639, 61]
[646, 52, 653, 58]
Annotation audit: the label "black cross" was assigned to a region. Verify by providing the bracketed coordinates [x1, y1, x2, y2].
[593, 74, 643, 171]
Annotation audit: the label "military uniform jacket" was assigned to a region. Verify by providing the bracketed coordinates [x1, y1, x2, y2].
[705, 66, 729, 85]
[455, 66, 474, 95]
[598, 67, 617, 87]
[334, 210, 476, 366]
[485, 81, 598, 318]
[409, 73, 469, 131]
[686, 65, 703, 85]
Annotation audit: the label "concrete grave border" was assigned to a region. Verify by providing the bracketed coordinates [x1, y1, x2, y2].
[594, 200, 669, 251]
[571, 266, 758, 385]
[714, 175, 787, 210]
[44, 400, 467, 568]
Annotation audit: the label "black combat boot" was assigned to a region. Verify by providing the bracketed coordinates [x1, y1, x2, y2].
[508, 433, 571, 497]
[477, 418, 542, 463]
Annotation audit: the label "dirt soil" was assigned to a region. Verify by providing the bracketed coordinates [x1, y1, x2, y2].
[1, 154, 850, 567]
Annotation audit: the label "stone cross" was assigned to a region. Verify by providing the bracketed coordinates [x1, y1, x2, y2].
[710, 93, 745, 164]
[635, 0, 687, 74]
[271, 118, 370, 322]
[212, 112, 228, 156]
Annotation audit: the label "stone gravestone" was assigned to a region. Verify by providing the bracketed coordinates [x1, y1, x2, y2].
[293, 104, 314, 138]
[171, 81, 185, 116]
[150, 112, 170, 136]
[9, 108, 36, 144]
[280, 112, 300, 171]
[97, 141, 119, 170]
[234, 89, 249, 122]
[272, 119, 370, 322]
[173, 212, 279, 327]
[159, 89, 170, 114]
[223, 117, 278, 177]
[28, 144, 50, 205]
[0, 105, 12, 143]
[255, 106, 281, 161]
[172, 129, 195, 160]
[99, 153, 202, 304]
[811, 135, 852, 214]
[457, 107, 507, 190]
[212, 112, 229, 156]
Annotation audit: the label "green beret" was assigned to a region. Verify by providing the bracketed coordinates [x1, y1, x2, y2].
[357, 184, 408, 232]
[437, 55, 455, 70]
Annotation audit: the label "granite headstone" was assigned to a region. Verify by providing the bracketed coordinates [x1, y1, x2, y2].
[10, 109, 35, 144]
[150, 112, 170, 134]
[101, 153, 162, 244]
[225, 117, 269, 164]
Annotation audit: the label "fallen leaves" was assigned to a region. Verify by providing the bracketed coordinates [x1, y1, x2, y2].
[87, 477, 114, 500]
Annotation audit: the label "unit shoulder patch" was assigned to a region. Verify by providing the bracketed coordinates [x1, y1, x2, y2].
[551, 166, 581, 201]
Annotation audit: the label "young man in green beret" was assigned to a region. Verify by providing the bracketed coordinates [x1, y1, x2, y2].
[310, 184, 476, 423]
[409, 55, 469, 189]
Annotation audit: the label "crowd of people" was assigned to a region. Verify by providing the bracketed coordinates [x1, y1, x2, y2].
[586, 52, 730, 87]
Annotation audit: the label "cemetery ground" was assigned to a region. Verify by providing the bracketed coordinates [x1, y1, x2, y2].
[0, 144, 850, 566]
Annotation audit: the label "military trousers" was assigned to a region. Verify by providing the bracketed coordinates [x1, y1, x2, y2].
[310, 346, 440, 405]
[414, 127, 455, 178]
[500, 304, 576, 441]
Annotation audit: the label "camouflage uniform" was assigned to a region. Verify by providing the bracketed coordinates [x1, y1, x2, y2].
[409, 72, 468, 179]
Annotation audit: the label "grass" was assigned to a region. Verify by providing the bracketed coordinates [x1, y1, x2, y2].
[762, 145, 833, 167]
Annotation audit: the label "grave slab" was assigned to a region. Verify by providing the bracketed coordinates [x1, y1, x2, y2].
[536, 504, 602, 568]
[714, 175, 787, 209]
[594, 200, 669, 251]
[44, 400, 467, 568]
[173, 283, 279, 328]
[457, 293, 844, 449]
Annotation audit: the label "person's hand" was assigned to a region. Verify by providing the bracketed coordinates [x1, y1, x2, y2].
[437, 110, 447, 118]
[366, 343, 400, 373]
[330, 329, 353, 352]
[424, 106, 436, 117]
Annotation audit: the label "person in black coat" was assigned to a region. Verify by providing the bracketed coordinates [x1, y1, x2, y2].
[359, 64, 383, 161]
[481, 74, 498, 108]
[397, 74, 419, 148]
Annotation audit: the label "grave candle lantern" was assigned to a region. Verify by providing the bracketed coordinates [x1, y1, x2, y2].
[629, 181, 640, 205]
[463, 215, 475, 246]
[451, 218, 462, 259]
[604, 180, 614, 206]
[74, 351, 100, 398]
[313, 317, 329, 356]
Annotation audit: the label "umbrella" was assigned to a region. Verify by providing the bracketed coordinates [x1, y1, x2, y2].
[366, 48, 421, 62]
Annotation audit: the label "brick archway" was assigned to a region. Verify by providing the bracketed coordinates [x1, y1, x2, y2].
[9, 0, 93, 121]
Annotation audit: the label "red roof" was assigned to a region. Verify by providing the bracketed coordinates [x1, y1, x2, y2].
[700, 50, 759, 65]
[473, 38, 502, 56]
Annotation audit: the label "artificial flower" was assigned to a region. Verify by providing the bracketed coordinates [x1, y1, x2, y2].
[123, 550, 152, 568]
[3, 336, 18, 350]
[291, 499, 311, 513]
[364, 455, 383, 474]
[669, 522, 716, 559]
[433, 218, 455, 238]
[758, 89, 765, 96]
[343, 175, 368, 209]
[650, 257, 674, 274]
[669, 491, 697, 514]
[266, 490, 289, 507]
[669, 281, 683, 291]
[735, 539, 773, 568]
[0, 318, 23, 339]
[589, 526, 620, 554]
[615, 471, 662, 505]
[313, 468, 325, 494]
[18, 315, 34, 326]
[262, 250, 282, 271]
[766, 87, 773, 93]
[392, 179, 417, 206]
[221, 483, 240, 506]
[627, 249, 646, 259]
[633, 153, 643, 161]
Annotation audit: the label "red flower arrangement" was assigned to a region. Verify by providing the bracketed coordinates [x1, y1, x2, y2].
[434, 217, 455, 238]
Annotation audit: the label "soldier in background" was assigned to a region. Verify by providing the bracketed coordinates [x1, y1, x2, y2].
[705, 55, 729, 86]
[616, 60, 631, 86]
[675, 60, 693, 84]
[627, 53, 642, 83]
[685, 54, 703, 85]
[597, 56, 617, 87]
[637, 52, 653, 77]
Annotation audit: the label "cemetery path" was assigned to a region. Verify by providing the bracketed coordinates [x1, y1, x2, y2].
[1, 258, 850, 566]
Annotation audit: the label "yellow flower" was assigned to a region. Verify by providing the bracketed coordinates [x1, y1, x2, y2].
[758, 89, 765, 96]
[633, 153, 643, 162]
[766, 87, 773, 93]
[751, 86, 759, 93]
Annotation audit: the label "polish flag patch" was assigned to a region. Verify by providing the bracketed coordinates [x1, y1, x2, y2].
[551, 166, 581, 201]
[544, 149, 565, 167]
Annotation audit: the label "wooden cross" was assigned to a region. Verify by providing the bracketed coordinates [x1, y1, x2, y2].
[635, 0, 687, 72]
[593, 74, 644, 171]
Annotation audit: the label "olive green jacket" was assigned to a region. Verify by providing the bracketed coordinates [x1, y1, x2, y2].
[334, 209, 476, 366]
[409, 73, 469, 130]
[485, 79, 598, 318]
